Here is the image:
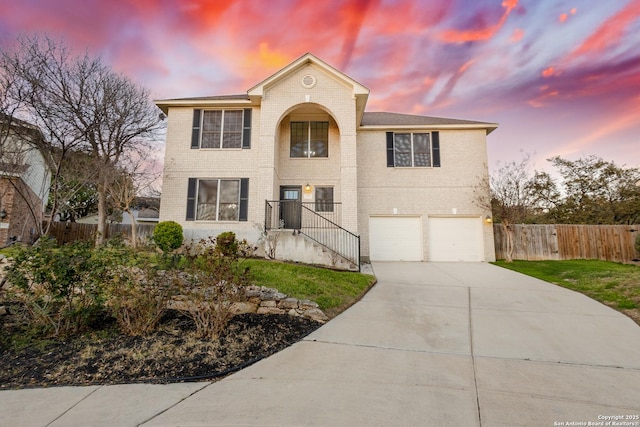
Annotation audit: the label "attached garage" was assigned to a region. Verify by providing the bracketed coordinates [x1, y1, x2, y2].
[369, 216, 423, 261]
[428, 217, 483, 262]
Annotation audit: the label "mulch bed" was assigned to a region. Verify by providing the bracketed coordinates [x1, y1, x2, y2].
[0, 310, 321, 390]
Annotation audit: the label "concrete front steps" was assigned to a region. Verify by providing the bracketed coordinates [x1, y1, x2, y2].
[265, 230, 358, 271]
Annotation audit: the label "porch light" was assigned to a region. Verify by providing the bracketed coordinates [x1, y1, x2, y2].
[485, 215, 492, 224]
[303, 183, 312, 193]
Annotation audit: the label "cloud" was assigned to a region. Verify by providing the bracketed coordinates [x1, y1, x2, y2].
[568, 0, 640, 60]
[510, 28, 525, 42]
[336, 0, 380, 69]
[438, 0, 519, 43]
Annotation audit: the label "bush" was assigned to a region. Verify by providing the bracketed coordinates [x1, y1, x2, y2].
[636, 234, 640, 258]
[176, 236, 253, 339]
[6, 238, 107, 337]
[153, 221, 183, 252]
[215, 232, 238, 257]
[105, 265, 177, 336]
[5, 237, 144, 338]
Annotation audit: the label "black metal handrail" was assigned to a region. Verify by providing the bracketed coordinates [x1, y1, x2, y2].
[264, 200, 360, 270]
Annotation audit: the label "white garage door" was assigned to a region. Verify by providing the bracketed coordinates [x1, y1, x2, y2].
[369, 216, 423, 261]
[429, 217, 483, 262]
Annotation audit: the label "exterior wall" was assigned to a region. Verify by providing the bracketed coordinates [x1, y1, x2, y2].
[0, 177, 43, 245]
[0, 133, 50, 246]
[20, 144, 51, 211]
[258, 63, 359, 233]
[158, 106, 263, 242]
[275, 115, 341, 209]
[356, 128, 495, 262]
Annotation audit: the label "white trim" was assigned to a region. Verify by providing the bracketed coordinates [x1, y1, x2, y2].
[358, 123, 498, 134]
[301, 74, 317, 89]
[248, 53, 369, 97]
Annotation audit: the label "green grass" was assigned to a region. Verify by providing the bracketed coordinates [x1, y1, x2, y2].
[243, 258, 376, 317]
[493, 259, 640, 324]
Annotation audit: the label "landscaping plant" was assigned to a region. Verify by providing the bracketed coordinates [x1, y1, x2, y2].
[105, 265, 178, 336]
[153, 221, 183, 253]
[176, 233, 254, 339]
[6, 238, 108, 337]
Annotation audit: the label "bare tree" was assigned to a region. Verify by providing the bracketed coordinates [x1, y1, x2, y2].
[105, 151, 160, 248]
[52, 149, 100, 222]
[477, 153, 536, 262]
[1, 34, 164, 244]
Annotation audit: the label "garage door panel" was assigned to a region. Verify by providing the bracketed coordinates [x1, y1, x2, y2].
[369, 216, 423, 261]
[429, 217, 482, 262]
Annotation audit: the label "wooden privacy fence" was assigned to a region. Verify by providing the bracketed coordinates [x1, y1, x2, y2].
[494, 224, 640, 263]
[46, 222, 156, 245]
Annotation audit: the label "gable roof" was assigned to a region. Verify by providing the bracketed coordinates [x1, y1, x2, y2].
[155, 94, 251, 113]
[247, 53, 370, 124]
[154, 55, 498, 135]
[247, 53, 369, 98]
[361, 112, 498, 134]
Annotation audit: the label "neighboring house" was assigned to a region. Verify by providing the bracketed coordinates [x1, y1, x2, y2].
[75, 208, 160, 225]
[156, 53, 497, 267]
[0, 115, 51, 245]
[76, 197, 160, 225]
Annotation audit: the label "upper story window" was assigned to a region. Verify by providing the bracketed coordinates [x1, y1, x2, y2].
[386, 131, 440, 168]
[191, 109, 252, 149]
[201, 110, 242, 148]
[290, 121, 329, 158]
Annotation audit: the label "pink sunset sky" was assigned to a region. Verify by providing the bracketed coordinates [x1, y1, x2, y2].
[1, 0, 638, 174]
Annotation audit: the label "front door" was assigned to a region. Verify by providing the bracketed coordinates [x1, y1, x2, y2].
[280, 186, 302, 229]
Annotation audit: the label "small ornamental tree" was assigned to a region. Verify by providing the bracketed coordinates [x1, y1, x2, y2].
[153, 221, 183, 252]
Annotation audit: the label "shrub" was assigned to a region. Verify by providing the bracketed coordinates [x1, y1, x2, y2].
[153, 221, 183, 252]
[175, 236, 253, 339]
[5, 237, 143, 338]
[6, 238, 107, 337]
[105, 265, 177, 336]
[215, 232, 238, 257]
[636, 234, 640, 258]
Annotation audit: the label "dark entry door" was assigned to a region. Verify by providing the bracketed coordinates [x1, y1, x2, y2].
[280, 186, 301, 229]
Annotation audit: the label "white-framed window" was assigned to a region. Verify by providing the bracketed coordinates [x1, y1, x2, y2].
[200, 110, 243, 148]
[387, 131, 440, 168]
[187, 178, 249, 222]
[393, 133, 432, 167]
[196, 179, 240, 221]
[315, 187, 334, 212]
[290, 121, 329, 158]
[191, 109, 251, 149]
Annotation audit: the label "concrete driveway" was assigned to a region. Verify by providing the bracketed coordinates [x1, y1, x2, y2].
[2, 262, 640, 426]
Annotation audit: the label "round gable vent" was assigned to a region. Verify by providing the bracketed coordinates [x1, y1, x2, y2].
[301, 74, 317, 89]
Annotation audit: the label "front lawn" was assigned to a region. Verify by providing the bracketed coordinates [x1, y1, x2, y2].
[493, 259, 640, 325]
[244, 259, 376, 317]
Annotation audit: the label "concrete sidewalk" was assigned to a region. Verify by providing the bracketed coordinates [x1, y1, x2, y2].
[2, 262, 640, 426]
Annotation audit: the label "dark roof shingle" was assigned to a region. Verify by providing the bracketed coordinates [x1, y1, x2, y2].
[156, 94, 250, 102]
[361, 112, 495, 127]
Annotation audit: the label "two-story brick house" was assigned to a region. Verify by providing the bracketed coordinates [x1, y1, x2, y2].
[156, 53, 497, 268]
